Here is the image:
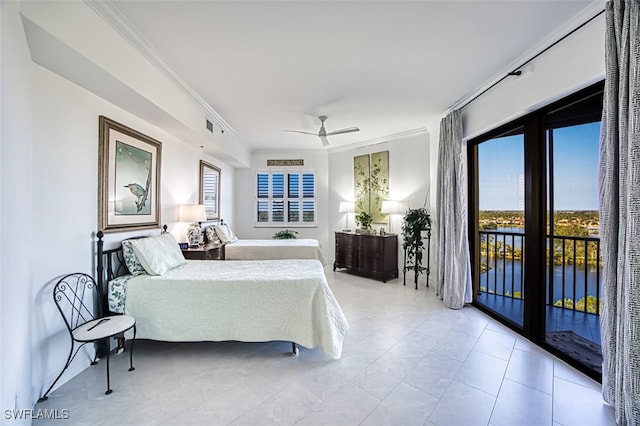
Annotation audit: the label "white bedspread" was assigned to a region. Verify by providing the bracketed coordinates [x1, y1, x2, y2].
[224, 239, 327, 265]
[119, 259, 347, 359]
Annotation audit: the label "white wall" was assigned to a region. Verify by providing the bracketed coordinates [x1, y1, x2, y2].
[327, 131, 431, 271]
[234, 151, 330, 256]
[28, 64, 235, 402]
[1, 2, 235, 412]
[461, 13, 605, 140]
[1, 1, 35, 420]
[234, 133, 432, 272]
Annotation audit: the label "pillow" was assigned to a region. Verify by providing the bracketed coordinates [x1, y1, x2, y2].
[205, 226, 221, 244]
[130, 233, 186, 276]
[108, 274, 134, 314]
[121, 240, 146, 276]
[214, 223, 238, 243]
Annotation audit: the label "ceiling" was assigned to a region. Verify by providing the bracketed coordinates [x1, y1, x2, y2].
[109, 0, 599, 152]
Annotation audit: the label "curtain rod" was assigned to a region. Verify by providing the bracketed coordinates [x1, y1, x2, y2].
[453, 8, 606, 112]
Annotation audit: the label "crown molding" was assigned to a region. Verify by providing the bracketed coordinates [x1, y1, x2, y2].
[84, 0, 238, 138]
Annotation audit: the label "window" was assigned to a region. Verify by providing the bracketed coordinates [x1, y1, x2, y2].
[199, 161, 221, 220]
[256, 170, 316, 226]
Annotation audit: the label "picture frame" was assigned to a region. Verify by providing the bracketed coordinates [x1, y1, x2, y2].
[98, 116, 162, 232]
[354, 150, 389, 223]
[199, 160, 221, 220]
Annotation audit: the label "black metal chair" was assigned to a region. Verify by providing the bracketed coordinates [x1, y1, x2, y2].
[38, 273, 136, 401]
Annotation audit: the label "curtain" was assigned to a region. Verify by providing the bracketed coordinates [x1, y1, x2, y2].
[599, 1, 640, 424]
[435, 110, 472, 309]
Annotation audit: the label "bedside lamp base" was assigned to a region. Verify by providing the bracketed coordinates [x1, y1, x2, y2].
[187, 222, 201, 247]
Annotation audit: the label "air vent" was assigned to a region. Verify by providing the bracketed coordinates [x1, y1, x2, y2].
[206, 119, 214, 133]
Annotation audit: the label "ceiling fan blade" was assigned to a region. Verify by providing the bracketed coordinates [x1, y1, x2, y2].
[320, 135, 330, 146]
[326, 126, 360, 136]
[284, 130, 318, 136]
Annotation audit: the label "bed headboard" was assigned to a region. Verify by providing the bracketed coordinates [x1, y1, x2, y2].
[94, 225, 166, 358]
[96, 225, 167, 315]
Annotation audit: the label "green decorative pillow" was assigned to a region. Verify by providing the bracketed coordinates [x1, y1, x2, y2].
[205, 226, 221, 244]
[122, 240, 146, 276]
[130, 233, 187, 276]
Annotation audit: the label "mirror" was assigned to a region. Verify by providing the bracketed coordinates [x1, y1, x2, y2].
[199, 160, 221, 220]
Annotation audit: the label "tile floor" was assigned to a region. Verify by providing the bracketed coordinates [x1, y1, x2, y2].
[34, 266, 616, 425]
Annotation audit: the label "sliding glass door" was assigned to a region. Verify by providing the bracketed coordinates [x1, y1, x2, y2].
[468, 82, 604, 379]
[544, 91, 603, 375]
[474, 128, 526, 328]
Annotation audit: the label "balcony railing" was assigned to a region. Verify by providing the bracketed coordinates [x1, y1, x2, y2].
[478, 230, 602, 315]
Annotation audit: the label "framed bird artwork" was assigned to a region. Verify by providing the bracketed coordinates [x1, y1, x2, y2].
[98, 116, 162, 232]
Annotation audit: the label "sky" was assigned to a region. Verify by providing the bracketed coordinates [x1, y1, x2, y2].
[478, 121, 600, 211]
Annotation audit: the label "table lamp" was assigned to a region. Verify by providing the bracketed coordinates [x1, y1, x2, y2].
[339, 201, 355, 232]
[381, 200, 403, 232]
[180, 204, 206, 247]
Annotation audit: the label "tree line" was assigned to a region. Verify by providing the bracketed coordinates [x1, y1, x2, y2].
[479, 210, 601, 268]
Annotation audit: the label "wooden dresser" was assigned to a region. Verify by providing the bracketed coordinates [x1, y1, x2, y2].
[333, 232, 398, 282]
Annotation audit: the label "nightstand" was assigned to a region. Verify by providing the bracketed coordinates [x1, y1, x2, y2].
[181, 243, 223, 260]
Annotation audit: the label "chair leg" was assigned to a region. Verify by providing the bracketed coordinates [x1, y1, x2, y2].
[128, 325, 136, 372]
[38, 341, 75, 402]
[105, 349, 112, 395]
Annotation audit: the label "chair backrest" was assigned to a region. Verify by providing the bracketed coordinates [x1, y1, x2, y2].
[53, 273, 99, 333]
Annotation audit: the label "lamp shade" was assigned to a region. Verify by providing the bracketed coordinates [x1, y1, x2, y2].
[339, 201, 355, 213]
[180, 204, 206, 223]
[381, 200, 399, 214]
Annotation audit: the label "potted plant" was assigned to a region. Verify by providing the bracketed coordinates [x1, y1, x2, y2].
[273, 229, 298, 239]
[355, 212, 373, 233]
[401, 208, 431, 271]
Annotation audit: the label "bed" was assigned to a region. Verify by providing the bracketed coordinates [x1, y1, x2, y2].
[224, 238, 327, 264]
[206, 222, 327, 264]
[97, 230, 348, 359]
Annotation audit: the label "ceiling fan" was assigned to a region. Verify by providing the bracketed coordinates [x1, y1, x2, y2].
[285, 115, 359, 146]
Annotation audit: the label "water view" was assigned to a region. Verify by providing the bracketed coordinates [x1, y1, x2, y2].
[478, 210, 602, 314]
